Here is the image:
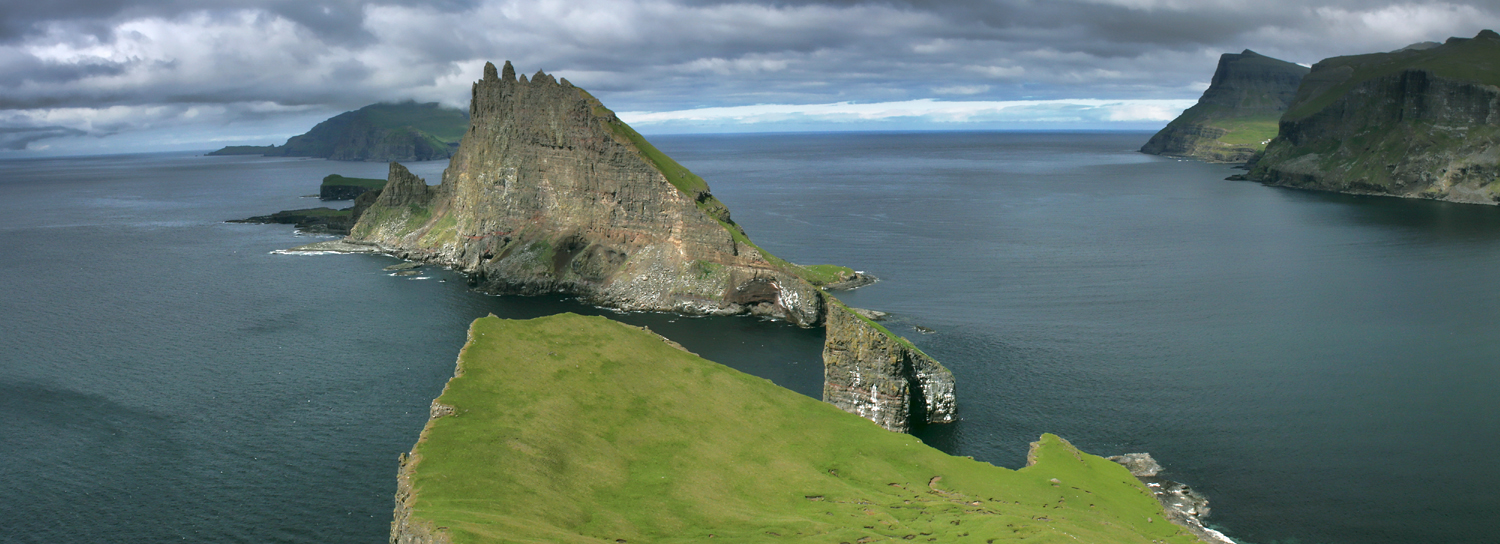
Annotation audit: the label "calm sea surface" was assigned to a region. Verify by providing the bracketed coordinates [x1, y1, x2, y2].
[2, 132, 1497, 544]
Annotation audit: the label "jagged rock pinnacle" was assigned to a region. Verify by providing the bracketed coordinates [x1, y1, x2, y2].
[532, 69, 548, 84]
[501, 60, 516, 82]
[483, 62, 498, 82]
[518, 73, 528, 84]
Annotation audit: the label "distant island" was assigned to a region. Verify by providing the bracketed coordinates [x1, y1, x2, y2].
[1141, 50, 1308, 163]
[318, 174, 386, 200]
[207, 101, 468, 162]
[1248, 30, 1500, 205]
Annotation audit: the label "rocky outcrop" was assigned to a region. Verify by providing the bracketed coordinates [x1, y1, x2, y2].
[346, 62, 825, 326]
[1249, 30, 1500, 204]
[1142, 50, 1308, 163]
[1109, 453, 1236, 544]
[208, 101, 468, 162]
[822, 296, 955, 433]
[228, 207, 355, 235]
[231, 183, 383, 235]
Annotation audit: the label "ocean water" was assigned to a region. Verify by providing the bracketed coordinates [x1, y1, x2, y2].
[2, 132, 1497, 544]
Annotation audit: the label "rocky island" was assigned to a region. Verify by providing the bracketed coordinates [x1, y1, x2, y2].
[390, 313, 1212, 544]
[1142, 50, 1308, 163]
[208, 101, 468, 162]
[1248, 30, 1500, 204]
[322, 62, 953, 434]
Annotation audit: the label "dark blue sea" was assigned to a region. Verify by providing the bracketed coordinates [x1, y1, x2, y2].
[2, 132, 1497, 544]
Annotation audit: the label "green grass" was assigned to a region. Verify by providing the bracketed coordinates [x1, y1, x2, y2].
[575, 88, 860, 287]
[349, 202, 433, 239]
[279, 207, 350, 218]
[1284, 30, 1500, 121]
[825, 295, 926, 356]
[796, 264, 857, 285]
[1209, 115, 1281, 147]
[321, 174, 387, 190]
[358, 101, 470, 144]
[418, 213, 459, 247]
[403, 314, 1200, 544]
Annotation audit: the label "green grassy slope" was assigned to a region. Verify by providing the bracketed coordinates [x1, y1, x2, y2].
[402, 314, 1203, 544]
[1283, 30, 1500, 121]
[576, 89, 852, 286]
[357, 101, 470, 144]
[210, 101, 468, 158]
[1142, 50, 1306, 161]
[321, 174, 387, 191]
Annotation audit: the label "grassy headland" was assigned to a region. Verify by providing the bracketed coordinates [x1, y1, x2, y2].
[398, 314, 1204, 543]
[322, 174, 388, 191]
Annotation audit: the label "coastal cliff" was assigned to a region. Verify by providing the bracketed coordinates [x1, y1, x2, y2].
[346, 62, 828, 326]
[208, 101, 467, 162]
[391, 314, 1209, 544]
[1249, 30, 1500, 204]
[822, 296, 955, 433]
[1142, 50, 1308, 163]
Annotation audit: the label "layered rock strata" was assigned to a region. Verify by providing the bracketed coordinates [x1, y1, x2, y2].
[1249, 30, 1500, 204]
[347, 62, 824, 326]
[1142, 50, 1308, 163]
[822, 296, 955, 433]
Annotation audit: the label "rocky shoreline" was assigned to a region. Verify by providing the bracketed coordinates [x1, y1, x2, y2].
[1110, 453, 1237, 544]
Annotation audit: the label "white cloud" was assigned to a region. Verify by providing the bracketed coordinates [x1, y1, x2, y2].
[617, 98, 1195, 127]
[931, 85, 992, 95]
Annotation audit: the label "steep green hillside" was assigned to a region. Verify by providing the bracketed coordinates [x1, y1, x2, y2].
[1141, 50, 1308, 163]
[208, 101, 468, 162]
[1250, 30, 1500, 204]
[393, 314, 1205, 544]
[1281, 30, 1500, 121]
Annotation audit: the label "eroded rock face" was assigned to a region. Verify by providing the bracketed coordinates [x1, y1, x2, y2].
[1141, 50, 1308, 163]
[822, 297, 955, 433]
[347, 61, 822, 326]
[1250, 30, 1500, 204]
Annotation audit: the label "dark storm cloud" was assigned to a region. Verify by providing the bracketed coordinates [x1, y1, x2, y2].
[3, 0, 1499, 153]
[0, 126, 87, 149]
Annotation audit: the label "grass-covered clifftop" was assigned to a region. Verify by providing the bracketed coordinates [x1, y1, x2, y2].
[1141, 50, 1308, 163]
[392, 314, 1206, 544]
[1250, 30, 1500, 204]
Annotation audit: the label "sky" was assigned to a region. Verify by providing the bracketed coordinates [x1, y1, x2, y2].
[2, 0, 1498, 156]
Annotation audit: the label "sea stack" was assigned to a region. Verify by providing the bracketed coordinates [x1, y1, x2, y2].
[347, 61, 823, 326]
[1249, 30, 1500, 205]
[347, 61, 957, 433]
[822, 298, 955, 433]
[1141, 50, 1309, 163]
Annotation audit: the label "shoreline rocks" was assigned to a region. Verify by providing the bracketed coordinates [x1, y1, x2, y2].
[1109, 452, 1237, 544]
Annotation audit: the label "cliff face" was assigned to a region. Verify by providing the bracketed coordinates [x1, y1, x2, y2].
[348, 62, 823, 326]
[822, 297, 955, 433]
[1249, 30, 1500, 204]
[1141, 50, 1309, 163]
